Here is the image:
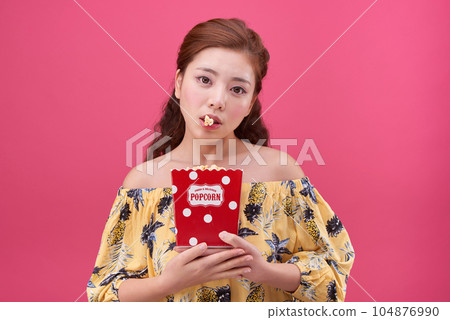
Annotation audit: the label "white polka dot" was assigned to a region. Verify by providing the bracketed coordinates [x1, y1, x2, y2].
[183, 208, 191, 217]
[222, 176, 230, 185]
[172, 185, 177, 194]
[189, 171, 198, 180]
[189, 237, 198, 246]
[204, 214, 212, 223]
[229, 201, 237, 210]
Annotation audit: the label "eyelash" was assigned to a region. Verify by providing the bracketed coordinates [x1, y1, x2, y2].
[196, 76, 247, 95]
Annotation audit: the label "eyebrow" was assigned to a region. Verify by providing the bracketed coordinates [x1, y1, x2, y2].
[195, 67, 251, 86]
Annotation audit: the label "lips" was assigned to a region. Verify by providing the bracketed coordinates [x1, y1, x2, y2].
[200, 121, 221, 129]
[200, 114, 222, 125]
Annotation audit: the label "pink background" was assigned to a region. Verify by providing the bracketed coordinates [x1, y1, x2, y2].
[1, 0, 449, 302]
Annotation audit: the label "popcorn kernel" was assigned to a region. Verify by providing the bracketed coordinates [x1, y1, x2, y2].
[203, 115, 214, 126]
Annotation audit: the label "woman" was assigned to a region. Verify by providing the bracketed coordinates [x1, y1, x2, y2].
[87, 18, 355, 302]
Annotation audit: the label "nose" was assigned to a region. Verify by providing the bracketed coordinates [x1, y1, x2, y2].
[207, 86, 226, 110]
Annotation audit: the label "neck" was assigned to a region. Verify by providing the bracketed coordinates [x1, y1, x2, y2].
[172, 133, 243, 167]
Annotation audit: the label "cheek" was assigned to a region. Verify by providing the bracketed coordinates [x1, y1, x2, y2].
[182, 83, 203, 107]
[230, 105, 249, 121]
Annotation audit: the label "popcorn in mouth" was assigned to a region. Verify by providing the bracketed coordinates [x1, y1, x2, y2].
[203, 115, 214, 126]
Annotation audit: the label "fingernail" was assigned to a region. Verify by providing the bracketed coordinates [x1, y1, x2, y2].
[219, 231, 227, 239]
[243, 268, 251, 273]
[199, 242, 207, 249]
[245, 256, 253, 262]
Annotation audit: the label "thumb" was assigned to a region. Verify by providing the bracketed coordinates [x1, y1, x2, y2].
[219, 231, 245, 248]
[178, 242, 207, 263]
[219, 231, 259, 255]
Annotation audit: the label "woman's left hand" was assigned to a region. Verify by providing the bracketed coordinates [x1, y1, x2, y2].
[218, 231, 270, 283]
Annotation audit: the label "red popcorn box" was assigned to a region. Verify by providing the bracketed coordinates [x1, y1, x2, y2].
[171, 166, 243, 248]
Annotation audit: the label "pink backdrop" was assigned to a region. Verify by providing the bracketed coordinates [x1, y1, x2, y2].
[1, 0, 449, 302]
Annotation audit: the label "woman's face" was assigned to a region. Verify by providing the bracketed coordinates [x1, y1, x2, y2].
[174, 47, 257, 141]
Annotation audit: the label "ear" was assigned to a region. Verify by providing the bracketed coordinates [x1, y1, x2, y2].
[174, 69, 182, 99]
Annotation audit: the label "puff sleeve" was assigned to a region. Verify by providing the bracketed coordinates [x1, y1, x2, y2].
[86, 188, 153, 302]
[285, 177, 355, 302]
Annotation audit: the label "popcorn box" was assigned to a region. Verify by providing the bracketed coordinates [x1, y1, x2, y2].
[171, 167, 243, 248]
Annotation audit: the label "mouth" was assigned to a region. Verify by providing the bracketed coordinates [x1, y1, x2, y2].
[200, 115, 222, 125]
[199, 116, 222, 129]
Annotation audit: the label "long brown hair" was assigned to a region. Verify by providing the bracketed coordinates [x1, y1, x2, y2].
[147, 18, 271, 160]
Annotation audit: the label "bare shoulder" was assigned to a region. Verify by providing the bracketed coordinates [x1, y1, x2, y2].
[262, 146, 306, 181]
[122, 159, 164, 189]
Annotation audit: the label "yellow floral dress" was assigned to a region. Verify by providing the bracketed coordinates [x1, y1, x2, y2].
[87, 176, 355, 302]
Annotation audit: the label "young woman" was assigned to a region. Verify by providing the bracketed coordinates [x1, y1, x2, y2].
[87, 18, 355, 302]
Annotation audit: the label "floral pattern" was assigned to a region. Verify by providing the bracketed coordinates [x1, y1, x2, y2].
[265, 233, 292, 263]
[87, 177, 355, 302]
[196, 285, 231, 302]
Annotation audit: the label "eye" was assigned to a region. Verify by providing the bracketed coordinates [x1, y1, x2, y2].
[197, 76, 211, 84]
[197, 76, 247, 95]
[232, 87, 247, 95]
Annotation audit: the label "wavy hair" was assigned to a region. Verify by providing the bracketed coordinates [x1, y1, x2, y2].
[147, 18, 271, 160]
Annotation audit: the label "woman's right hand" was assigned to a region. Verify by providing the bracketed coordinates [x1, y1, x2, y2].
[159, 242, 253, 295]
